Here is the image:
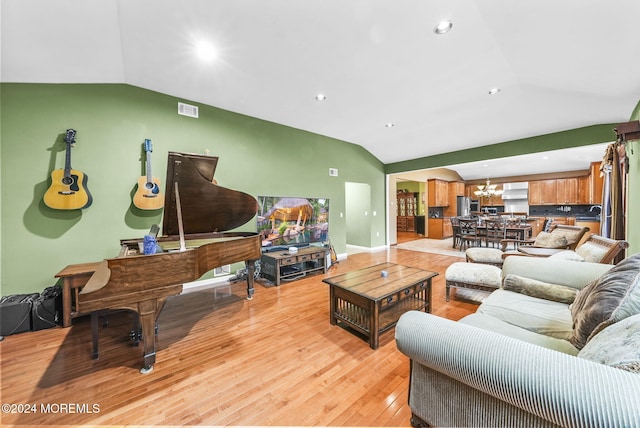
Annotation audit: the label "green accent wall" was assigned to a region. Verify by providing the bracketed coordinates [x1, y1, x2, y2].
[0, 83, 386, 296]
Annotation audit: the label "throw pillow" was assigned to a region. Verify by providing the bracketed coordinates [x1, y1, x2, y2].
[549, 250, 585, 262]
[503, 274, 578, 304]
[533, 231, 568, 248]
[569, 253, 640, 349]
[578, 313, 640, 373]
[575, 241, 609, 263]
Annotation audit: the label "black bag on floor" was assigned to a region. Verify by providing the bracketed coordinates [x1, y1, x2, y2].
[32, 286, 62, 331]
[0, 293, 39, 336]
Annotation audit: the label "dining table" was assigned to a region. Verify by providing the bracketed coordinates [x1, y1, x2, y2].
[474, 223, 533, 247]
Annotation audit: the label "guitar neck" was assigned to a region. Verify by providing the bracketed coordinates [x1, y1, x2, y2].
[64, 141, 73, 178]
[144, 139, 154, 181]
[146, 149, 153, 181]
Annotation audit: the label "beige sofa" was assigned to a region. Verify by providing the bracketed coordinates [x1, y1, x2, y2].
[396, 255, 640, 428]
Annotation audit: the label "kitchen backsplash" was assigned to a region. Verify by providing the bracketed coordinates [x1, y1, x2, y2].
[529, 204, 601, 218]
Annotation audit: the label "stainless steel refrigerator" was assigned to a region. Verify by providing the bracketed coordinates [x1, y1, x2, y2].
[456, 196, 471, 216]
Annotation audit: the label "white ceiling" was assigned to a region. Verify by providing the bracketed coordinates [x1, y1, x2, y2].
[2, 0, 638, 178]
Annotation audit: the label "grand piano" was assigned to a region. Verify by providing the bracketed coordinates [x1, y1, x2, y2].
[77, 152, 261, 373]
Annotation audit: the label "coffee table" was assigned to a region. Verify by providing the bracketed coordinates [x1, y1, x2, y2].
[323, 262, 438, 349]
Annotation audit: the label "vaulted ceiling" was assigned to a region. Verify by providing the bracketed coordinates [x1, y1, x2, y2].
[2, 0, 639, 179]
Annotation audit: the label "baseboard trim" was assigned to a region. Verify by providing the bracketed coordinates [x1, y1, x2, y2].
[183, 275, 233, 294]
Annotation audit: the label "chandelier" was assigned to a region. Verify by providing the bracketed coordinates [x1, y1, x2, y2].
[474, 179, 503, 198]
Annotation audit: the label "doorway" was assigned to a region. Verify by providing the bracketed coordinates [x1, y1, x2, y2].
[345, 182, 371, 248]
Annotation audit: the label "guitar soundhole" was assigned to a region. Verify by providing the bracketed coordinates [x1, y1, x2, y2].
[61, 175, 79, 191]
[145, 182, 155, 190]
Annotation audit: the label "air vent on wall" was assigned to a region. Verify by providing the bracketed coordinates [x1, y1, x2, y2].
[214, 264, 231, 277]
[178, 102, 199, 118]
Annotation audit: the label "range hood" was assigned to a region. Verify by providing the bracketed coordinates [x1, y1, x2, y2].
[501, 182, 529, 200]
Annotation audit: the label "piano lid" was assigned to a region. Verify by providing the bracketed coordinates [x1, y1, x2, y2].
[162, 151, 258, 236]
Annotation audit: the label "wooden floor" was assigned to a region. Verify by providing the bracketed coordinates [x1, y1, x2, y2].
[0, 240, 478, 426]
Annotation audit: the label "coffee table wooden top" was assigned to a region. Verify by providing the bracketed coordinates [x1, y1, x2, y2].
[322, 262, 438, 301]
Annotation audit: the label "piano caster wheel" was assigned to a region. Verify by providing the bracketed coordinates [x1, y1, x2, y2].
[139, 365, 154, 375]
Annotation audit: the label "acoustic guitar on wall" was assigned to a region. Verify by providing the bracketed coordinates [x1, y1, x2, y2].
[44, 129, 93, 210]
[133, 139, 164, 210]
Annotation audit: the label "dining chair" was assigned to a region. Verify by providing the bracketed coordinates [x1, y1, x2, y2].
[458, 218, 480, 250]
[450, 217, 461, 249]
[484, 219, 506, 248]
[502, 218, 522, 249]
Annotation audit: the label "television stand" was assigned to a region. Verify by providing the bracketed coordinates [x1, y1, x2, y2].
[260, 246, 329, 285]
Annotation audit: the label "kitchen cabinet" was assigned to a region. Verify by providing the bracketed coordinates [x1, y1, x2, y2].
[451, 181, 465, 197]
[578, 176, 590, 204]
[528, 164, 602, 206]
[549, 217, 569, 225]
[428, 218, 453, 239]
[527, 217, 545, 237]
[529, 179, 578, 205]
[465, 184, 476, 198]
[444, 182, 465, 217]
[529, 180, 557, 205]
[427, 179, 448, 207]
[443, 218, 453, 237]
[556, 178, 579, 204]
[575, 220, 601, 236]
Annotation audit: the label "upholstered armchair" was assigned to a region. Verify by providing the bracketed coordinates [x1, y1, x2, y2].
[499, 224, 589, 252]
[549, 234, 629, 264]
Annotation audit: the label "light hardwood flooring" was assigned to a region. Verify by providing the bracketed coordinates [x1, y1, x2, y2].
[0, 244, 476, 426]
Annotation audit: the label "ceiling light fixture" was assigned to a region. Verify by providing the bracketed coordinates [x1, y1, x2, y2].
[315, 94, 326, 101]
[488, 88, 501, 95]
[474, 178, 503, 199]
[433, 21, 453, 35]
[385, 123, 396, 128]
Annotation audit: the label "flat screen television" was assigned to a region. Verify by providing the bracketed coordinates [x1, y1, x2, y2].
[257, 196, 329, 248]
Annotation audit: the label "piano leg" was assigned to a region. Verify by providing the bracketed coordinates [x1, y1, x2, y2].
[91, 311, 100, 359]
[245, 260, 256, 300]
[137, 299, 163, 374]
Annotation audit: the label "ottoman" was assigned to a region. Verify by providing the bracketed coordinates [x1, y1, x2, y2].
[445, 262, 502, 302]
[465, 247, 504, 267]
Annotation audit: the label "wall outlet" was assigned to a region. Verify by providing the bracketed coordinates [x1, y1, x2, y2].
[329, 168, 338, 177]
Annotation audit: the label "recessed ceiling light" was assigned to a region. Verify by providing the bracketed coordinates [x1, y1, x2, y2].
[434, 21, 453, 35]
[195, 40, 217, 62]
[315, 94, 326, 101]
[385, 123, 396, 128]
[488, 88, 501, 95]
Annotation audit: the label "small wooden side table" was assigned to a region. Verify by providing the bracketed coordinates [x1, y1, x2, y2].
[55, 262, 101, 327]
